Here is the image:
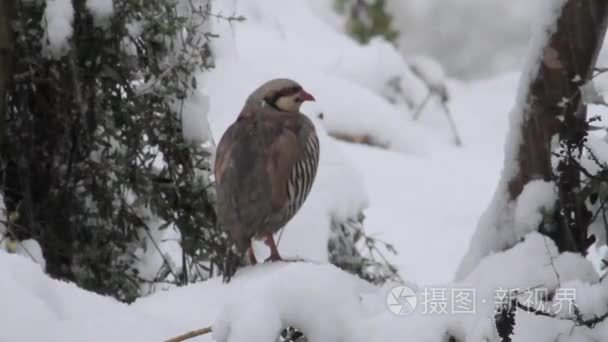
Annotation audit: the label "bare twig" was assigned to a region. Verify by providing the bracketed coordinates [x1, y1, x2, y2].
[516, 301, 608, 328]
[164, 326, 213, 342]
[542, 236, 562, 287]
[515, 301, 555, 318]
[440, 101, 463, 147]
[412, 92, 432, 120]
[409, 66, 462, 146]
[125, 205, 179, 282]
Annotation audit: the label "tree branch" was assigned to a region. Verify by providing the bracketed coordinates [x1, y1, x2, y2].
[0, 0, 15, 147]
[516, 301, 608, 328]
[164, 326, 213, 342]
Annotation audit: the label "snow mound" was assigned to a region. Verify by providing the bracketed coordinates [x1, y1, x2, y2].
[0, 251, 172, 342]
[1, 235, 605, 342]
[514, 180, 556, 237]
[213, 262, 376, 342]
[210, 233, 601, 342]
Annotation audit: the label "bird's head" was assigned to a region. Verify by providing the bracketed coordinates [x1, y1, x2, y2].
[249, 78, 315, 113]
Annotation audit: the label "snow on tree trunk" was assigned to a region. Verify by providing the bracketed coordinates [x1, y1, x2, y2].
[42, 0, 74, 58]
[456, 0, 608, 280]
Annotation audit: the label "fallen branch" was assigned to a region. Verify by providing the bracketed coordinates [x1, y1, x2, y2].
[328, 132, 388, 149]
[164, 326, 213, 342]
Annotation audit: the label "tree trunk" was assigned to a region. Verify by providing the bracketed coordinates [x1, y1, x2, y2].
[508, 0, 608, 253]
[456, 0, 608, 280]
[508, 0, 608, 197]
[0, 0, 15, 147]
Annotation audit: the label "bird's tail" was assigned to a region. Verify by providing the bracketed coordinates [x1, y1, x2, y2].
[223, 247, 239, 283]
[222, 241, 247, 283]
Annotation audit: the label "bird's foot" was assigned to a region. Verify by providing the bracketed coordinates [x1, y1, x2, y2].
[248, 246, 258, 265]
[264, 253, 283, 263]
[263, 233, 283, 263]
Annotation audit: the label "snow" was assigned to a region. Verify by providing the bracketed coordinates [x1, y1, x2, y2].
[212, 263, 376, 342]
[386, 0, 548, 78]
[42, 0, 74, 58]
[343, 73, 513, 283]
[6, 0, 608, 341]
[0, 250, 172, 341]
[85, 0, 114, 25]
[408, 55, 447, 91]
[559, 278, 608, 319]
[204, 0, 434, 154]
[199, 0, 508, 273]
[0, 233, 605, 341]
[0, 233, 606, 342]
[14, 239, 46, 271]
[180, 89, 213, 144]
[514, 180, 556, 237]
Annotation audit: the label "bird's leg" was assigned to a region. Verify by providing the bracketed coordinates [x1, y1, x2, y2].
[248, 240, 257, 265]
[263, 233, 283, 262]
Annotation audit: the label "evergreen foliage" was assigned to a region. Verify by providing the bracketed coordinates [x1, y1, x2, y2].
[2, 0, 227, 301]
[328, 212, 401, 285]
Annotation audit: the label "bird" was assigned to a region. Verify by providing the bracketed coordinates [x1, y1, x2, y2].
[214, 78, 320, 282]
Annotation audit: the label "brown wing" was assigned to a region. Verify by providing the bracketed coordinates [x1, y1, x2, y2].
[214, 111, 319, 250]
[215, 117, 273, 250]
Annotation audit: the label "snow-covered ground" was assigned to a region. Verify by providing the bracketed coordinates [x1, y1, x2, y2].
[342, 73, 514, 283]
[3, 0, 608, 341]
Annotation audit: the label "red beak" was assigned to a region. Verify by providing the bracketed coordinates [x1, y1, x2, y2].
[299, 90, 316, 102]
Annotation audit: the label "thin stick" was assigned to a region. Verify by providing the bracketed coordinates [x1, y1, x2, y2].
[164, 326, 213, 342]
[440, 102, 463, 147]
[412, 92, 432, 120]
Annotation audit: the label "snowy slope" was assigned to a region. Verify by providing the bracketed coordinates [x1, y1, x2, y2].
[3, 233, 605, 342]
[343, 74, 514, 283]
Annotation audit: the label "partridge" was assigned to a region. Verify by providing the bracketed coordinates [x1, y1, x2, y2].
[215, 79, 320, 281]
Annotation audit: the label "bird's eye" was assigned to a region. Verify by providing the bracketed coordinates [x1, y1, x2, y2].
[295, 97, 303, 103]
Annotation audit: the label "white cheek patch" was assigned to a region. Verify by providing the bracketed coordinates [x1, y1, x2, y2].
[276, 95, 297, 112]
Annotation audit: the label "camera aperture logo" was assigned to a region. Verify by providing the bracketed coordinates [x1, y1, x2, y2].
[386, 285, 417, 315]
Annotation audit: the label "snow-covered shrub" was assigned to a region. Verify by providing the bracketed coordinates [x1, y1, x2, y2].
[542, 114, 608, 258]
[2, 0, 225, 301]
[328, 212, 401, 285]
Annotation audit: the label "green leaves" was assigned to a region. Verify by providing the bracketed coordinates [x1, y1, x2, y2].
[4, 0, 224, 301]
